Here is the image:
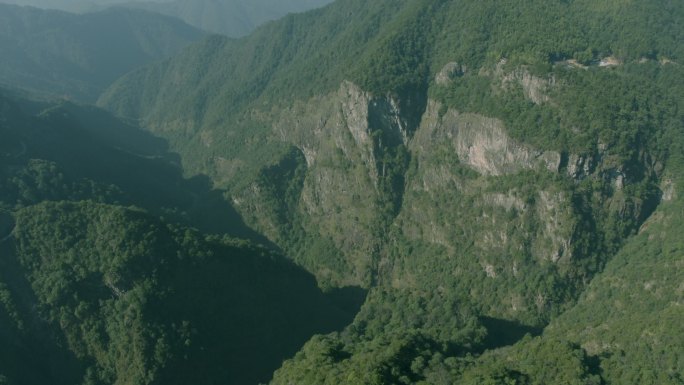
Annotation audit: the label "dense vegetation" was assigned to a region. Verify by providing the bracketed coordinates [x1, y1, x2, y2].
[0, 90, 361, 384]
[2, 0, 683, 383]
[0, 4, 204, 101]
[101, 0, 684, 184]
[97, 0, 684, 383]
[0, 201, 356, 385]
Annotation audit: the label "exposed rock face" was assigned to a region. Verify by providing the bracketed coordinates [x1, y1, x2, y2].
[599, 56, 622, 67]
[505, 71, 553, 104]
[661, 178, 676, 201]
[237, 81, 419, 286]
[435, 62, 466, 85]
[496, 63, 555, 105]
[417, 101, 561, 176]
[484, 192, 526, 212]
[534, 190, 573, 263]
[391, 100, 578, 321]
[231, 80, 658, 321]
[566, 153, 597, 180]
[273, 81, 410, 184]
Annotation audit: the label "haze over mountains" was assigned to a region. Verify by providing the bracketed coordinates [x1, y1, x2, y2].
[121, 0, 335, 37]
[0, 0, 335, 36]
[0, 4, 205, 101]
[0, 0, 171, 13]
[1, 0, 683, 384]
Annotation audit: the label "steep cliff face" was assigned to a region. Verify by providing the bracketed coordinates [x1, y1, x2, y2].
[264, 70, 676, 382]
[389, 99, 580, 322]
[90, 0, 683, 381]
[223, 70, 659, 323]
[416, 101, 561, 176]
[539, 190, 684, 384]
[231, 81, 422, 287]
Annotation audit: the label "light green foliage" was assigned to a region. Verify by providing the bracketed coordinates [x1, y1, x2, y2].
[457, 337, 602, 385]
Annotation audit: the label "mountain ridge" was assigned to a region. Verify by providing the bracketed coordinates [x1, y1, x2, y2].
[0, 89, 364, 385]
[119, 0, 335, 37]
[0, 3, 205, 101]
[98, 0, 684, 382]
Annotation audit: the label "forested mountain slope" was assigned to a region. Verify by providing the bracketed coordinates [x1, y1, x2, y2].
[99, 0, 684, 382]
[0, 4, 204, 101]
[0, 91, 360, 385]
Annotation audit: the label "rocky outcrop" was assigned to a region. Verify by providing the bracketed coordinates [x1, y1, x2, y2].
[501, 68, 555, 105]
[389, 99, 583, 321]
[235, 80, 660, 321]
[533, 190, 573, 263]
[489, 61, 556, 105]
[435, 62, 467, 85]
[243, 81, 421, 286]
[273, 81, 412, 184]
[661, 178, 676, 202]
[416, 101, 561, 176]
[566, 153, 597, 180]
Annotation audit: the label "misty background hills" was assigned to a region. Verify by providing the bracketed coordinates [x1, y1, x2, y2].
[0, 0, 335, 36]
[0, 3, 205, 101]
[0, 0, 336, 101]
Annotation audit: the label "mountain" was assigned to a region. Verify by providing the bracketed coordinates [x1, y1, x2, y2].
[113, 0, 335, 37]
[0, 90, 363, 385]
[0, 4, 204, 101]
[99, 0, 684, 383]
[0, 0, 335, 37]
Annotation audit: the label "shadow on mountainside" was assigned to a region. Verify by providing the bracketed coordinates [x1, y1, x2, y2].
[0, 211, 13, 242]
[1, 94, 271, 244]
[1, 92, 369, 385]
[478, 316, 543, 352]
[121, 235, 367, 385]
[0, 239, 85, 385]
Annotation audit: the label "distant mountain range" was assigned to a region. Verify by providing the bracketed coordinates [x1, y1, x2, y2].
[0, 0, 171, 13]
[0, 3, 204, 101]
[0, 0, 334, 36]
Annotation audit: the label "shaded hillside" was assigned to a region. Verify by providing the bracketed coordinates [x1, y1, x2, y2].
[99, 0, 684, 383]
[0, 90, 363, 385]
[0, 89, 262, 238]
[0, 4, 204, 101]
[0, 202, 356, 385]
